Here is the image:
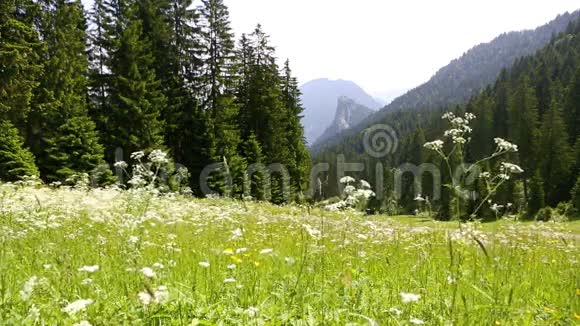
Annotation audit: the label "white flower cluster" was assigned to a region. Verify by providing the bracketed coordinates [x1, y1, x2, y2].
[149, 149, 169, 165]
[325, 178, 375, 211]
[138, 286, 169, 306]
[494, 138, 519, 153]
[62, 299, 94, 316]
[424, 139, 444, 151]
[339, 176, 356, 185]
[446, 112, 475, 144]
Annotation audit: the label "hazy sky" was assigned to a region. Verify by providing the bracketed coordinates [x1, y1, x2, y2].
[82, 1, 579, 98]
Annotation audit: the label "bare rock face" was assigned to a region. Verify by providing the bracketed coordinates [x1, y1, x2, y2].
[299, 79, 380, 145]
[314, 96, 373, 145]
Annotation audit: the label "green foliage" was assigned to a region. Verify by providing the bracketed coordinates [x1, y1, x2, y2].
[313, 16, 580, 216]
[28, 0, 106, 182]
[44, 117, 106, 182]
[528, 170, 545, 218]
[1, 185, 579, 324]
[572, 176, 580, 215]
[0, 0, 43, 129]
[534, 206, 554, 221]
[539, 96, 574, 205]
[0, 120, 38, 181]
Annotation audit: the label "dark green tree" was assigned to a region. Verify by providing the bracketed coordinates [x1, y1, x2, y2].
[527, 169, 545, 218]
[280, 59, 310, 197]
[29, 0, 106, 182]
[508, 76, 540, 201]
[539, 96, 574, 206]
[0, 0, 42, 129]
[107, 15, 166, 159]
[197, 0, 244, 196]
[0, 120, 38, 181]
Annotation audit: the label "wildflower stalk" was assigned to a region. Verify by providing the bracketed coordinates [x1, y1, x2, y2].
[424, 112, 522, 219]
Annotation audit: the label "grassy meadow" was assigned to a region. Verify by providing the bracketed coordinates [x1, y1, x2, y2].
[0, 183, 578, 325]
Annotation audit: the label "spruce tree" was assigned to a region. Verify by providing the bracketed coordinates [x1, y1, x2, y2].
[539, 96, 574, 206]
[508, 76, 540, 201]
[237, 25, 292, 203]
[0, 0, 42, 129]
[107, 13, 166, 159]
[198, 0, 244, 196]
[280, 60, 310, 197]
[565, 67, 580, 144]
[572, 176, 580, 215]
[29, 0, 106, 182]
[527, 170, 545, 218]
[242, 133, 265, 200]
[0, 120, 38, 181]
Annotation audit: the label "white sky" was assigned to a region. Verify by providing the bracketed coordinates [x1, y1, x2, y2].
[82, 0, 579, 98]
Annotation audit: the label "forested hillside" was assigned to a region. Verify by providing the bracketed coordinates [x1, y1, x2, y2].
[0, 0, 309, 203]
[313, 17, 580, 220]
[312, 10, 580, 152]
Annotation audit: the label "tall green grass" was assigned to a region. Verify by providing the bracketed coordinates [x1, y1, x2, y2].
[0, 184, 578, 325]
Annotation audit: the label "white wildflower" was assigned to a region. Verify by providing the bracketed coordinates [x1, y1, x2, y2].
[140, 267, 156, 278]
[78, 265, 99, 273]
[494, 138, 518, 152]
[259, 248, 273, 255]
[223, 277, 236, 283]
[198, 261, 210, 268]
[138, 291, 152, 306]
[498, 174, 510, 180]
[387, 307, 402, 316]
[153, 286, 169, 304]
[465, 112, 476, 120]
[343, 185, 356, 196]
[28, 304, 40, 320]
[20, 276, 38, 301]
[227, 264, 236, 270]
[245, 306, 259, 318]
[414, 194, 425, 202]
[81, 278, 93, 285]
[62, 299, 93, 316]
[236, 248, 248, 254]
[442, 112, 455, 120]
[138, 286, 169, 306]
[130, 151, 145, 160]
[359, 180, 371, 189]
[43, 264, 52, 270]
[303, 224, 321, 239]
[73, 321, 92, 326]
[149, 149, 169, 165]
[501, 162, 524, 174]
[114, 161, 128, 169]
[231, 228, 243, 239]
[339, 176, 356, 184]
[410, 317, 425, 325]
[400, 292, 421, 304]
[424, 140, 444, 151]
[453, 136, 467, 144]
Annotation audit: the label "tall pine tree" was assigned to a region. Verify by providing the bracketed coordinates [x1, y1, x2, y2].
[29, 0, 105, 182]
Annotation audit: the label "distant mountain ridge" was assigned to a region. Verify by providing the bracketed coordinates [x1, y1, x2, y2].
[312, 9, 580, 152]
[314, 96, 374, 145]
[299, 79, 380, 144]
